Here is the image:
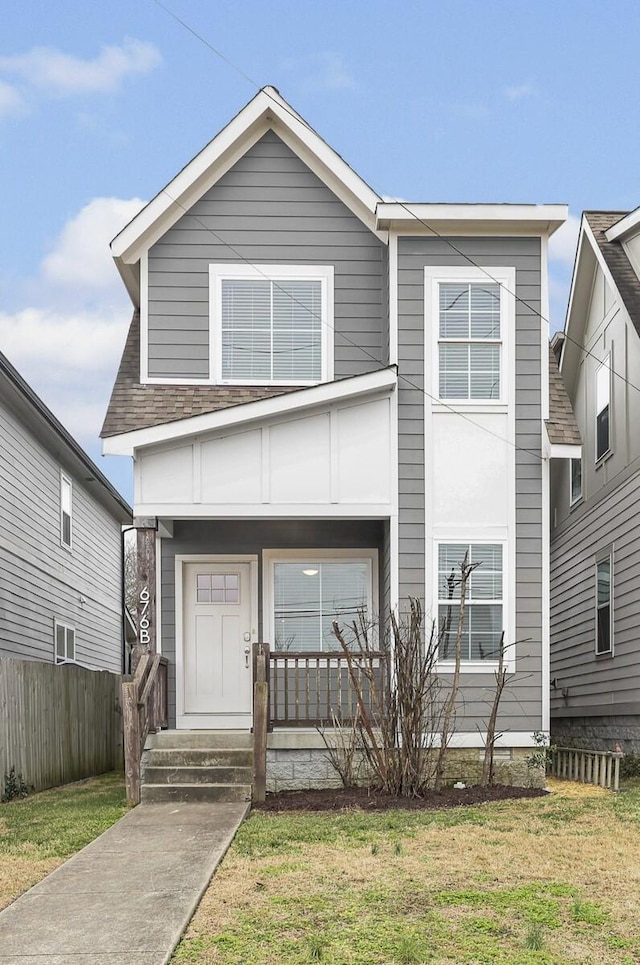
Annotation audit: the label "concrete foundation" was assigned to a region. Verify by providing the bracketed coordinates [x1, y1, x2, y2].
[551, 715, 640, 754]
[266, 731, 544, 790]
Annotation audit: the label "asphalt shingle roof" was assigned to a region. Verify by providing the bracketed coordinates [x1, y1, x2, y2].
[546, 344, 581, 446]
[101, 311, 297, 437]
[584, 211, 640, 338]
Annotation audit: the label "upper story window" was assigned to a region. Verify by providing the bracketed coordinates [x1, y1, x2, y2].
[595, 355, 611, 461]
[439, 282, 501, 400]
[437, 542, 503, 662]
[60, 472, 72, 549]
[210, 264, 334, 385]
[426, 266, 514, 406]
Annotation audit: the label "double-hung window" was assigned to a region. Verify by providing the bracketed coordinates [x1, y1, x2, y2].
[210, 264, 333, 385]
[54, 621, 76, 664]
[437, 543, 504, 662]
[265, 550, 376, 652]
[595, 355, 611, 461]
[426, 266, 514, 404]
[438, 280, 502, 400]
[60, 472, 72, 549]
[596, 555, 612, 655]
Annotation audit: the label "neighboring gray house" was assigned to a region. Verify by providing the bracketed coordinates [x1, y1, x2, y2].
[551, 208, 640, 752]
[0, 350, 131, 671]
[102, 87, 566, 793]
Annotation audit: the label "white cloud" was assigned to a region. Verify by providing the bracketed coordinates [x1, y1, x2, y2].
[504, 83, 537, 102]
[42, 197, 145, 289]
[0, 38, 161, 97]
[549, 213, 581, 267]
[283, 52, 357, 92]
[0, 197, 144, 451]
[0, 79, 24, 117]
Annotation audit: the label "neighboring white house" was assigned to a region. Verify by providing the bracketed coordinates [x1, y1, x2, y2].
[102, 86, 566, 790]
[0, 349, 131, 672]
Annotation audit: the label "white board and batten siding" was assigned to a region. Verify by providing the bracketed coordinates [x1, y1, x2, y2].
[0, 399, 124, 672]
[135, 392, 394, 516]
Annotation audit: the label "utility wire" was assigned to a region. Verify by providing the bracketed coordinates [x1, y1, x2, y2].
[148, 0, 637, 402]
[159, 188, 545, 462]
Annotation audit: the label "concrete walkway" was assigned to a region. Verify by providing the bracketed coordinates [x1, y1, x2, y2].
[0, 800, 249, 965]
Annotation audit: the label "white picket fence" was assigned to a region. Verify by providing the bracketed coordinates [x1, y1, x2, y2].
[551, 746, 622, 792]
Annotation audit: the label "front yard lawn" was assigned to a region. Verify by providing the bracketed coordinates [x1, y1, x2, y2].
[173, 779, 640, 964]
[0, 771, 127, 910]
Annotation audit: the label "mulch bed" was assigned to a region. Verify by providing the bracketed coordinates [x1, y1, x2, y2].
[253, 784, 548, 812]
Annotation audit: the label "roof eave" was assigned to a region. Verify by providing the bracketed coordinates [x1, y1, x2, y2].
[376, 203, 568, 235]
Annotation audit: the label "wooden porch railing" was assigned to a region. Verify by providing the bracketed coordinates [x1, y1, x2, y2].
[269, 649, 389, 727]
[122, 652, 168, 805]
[551, 746, 623, 792]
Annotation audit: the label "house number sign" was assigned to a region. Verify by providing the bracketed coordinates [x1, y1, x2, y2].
[139, 586, 151, 646]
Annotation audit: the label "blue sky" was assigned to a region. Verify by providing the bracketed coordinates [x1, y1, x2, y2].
[1, 1, 639, 502]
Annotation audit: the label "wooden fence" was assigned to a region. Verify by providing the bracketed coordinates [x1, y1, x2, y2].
[0, 657, 124, 794]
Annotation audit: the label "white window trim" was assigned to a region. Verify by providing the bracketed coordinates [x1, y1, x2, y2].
[569, 457, 583, 507]
[60, 471, 72, 550]
[425, 265, 515, 409]
[595, 552, 613, 657]
[54, 619, 76, 664]
[263, 548, 378, 654]
[434, 539, 512, 673]
[595, 354, 612, 464]
[209, 263, 335, 386]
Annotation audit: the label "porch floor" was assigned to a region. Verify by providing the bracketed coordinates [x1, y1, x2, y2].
[0, 800, 248, 963]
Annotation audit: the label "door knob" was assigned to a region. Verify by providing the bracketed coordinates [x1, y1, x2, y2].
[244, 647, 250, 668]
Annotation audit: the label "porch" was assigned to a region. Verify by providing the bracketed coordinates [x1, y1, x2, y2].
[124, 642, 389, 804]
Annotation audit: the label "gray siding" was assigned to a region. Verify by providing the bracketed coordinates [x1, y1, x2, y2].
[550, 465, 640, 717]
[148, 130, 388, 379]
[397, 236, 543, 734]
[550, 258, 640, 726]
[160, 519, 386, 726]
[0, 398, 123, 671]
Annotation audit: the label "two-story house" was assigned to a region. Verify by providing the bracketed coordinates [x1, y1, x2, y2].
[102, 87, 566, 795]
[551, 208, 640, 752]
[0, 349, 131, 671]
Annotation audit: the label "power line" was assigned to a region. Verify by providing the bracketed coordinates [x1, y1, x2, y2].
[145, 0, 629, 453]
[147, 0, 639, 404]
[158, 187, 545, 462]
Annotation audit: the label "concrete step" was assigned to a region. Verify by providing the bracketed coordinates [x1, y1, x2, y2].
[148, 730, 252, 750]
[141, 783, 252, 804]
[144, 765, 253, 786]
[145, 748, 253, 768]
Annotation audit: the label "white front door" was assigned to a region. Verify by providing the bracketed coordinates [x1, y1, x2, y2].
[182, 562, 253, 727]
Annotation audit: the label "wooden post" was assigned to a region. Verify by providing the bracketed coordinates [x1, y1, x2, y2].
[134, 519, 157, 672]
[253, 643, 269, 803]
[122, 680, 141, 805]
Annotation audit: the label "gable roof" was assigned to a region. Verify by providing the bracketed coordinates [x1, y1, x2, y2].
[0, 350, 131, 521]
[111, 85, 383, 299]
[583, 211, 640, 338]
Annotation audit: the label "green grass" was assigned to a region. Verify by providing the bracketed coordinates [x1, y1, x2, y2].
[0, 771, 127, 908]
[172, 781, 640, 965]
